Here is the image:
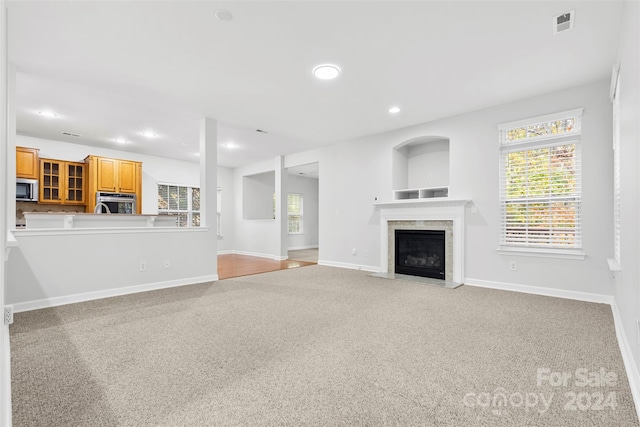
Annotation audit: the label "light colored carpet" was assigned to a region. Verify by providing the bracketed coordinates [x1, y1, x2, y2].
[288, 248, 318, 263]
[10, 265, 639, 426]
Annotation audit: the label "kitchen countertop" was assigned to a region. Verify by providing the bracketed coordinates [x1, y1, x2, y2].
[23, 212, 178, 229]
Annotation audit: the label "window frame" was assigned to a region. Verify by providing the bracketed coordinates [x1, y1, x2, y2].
[497, 108, 585, 259]
[287, 193, 303, 235]
[157, 182, 201, 228]
[610, 68, 621, 270]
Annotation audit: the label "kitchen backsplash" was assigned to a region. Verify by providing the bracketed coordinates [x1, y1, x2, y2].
[16, 201, 85, 226]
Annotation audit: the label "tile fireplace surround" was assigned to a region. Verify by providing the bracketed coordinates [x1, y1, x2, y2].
[377, 199, 469, 284]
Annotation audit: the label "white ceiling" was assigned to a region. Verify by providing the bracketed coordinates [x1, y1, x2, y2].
[7, 1, 624, 168]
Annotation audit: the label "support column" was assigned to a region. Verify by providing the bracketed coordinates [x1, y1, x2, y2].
[5, 63, 14, 231]
[275, 156, 288, 260]
[199, 117, 218, 270]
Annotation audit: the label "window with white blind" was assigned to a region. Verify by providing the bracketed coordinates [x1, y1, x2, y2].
[611, 71, 621, 267]
[498, 108, 584, 257]
[158, 183, 200, 227]
[288, 193, 303, 234]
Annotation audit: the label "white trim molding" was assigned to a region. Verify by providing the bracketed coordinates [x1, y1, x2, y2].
[611, 301, 640, 422]
[288, 245, 319, 251]
[497, 246, 586, 260]
[232, 250, 287, 261]
[464, 278, 613, 304]
[318, 260, 379, 273]
[378, 200, 469, 283]
[12, 275, 219, 313]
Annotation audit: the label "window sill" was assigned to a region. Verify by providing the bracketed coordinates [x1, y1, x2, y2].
[497, 246, 586, 260]
[607, 258, 621, 272]
[288, 232, 304, 235]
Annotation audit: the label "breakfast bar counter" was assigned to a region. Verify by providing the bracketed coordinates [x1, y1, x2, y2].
[22, 212, 178, 229]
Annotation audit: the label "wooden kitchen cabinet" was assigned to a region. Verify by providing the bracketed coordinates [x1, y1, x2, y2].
[85, 155, 142, 214]
[65, 162, 86, 204]
[39, 159, 85, 205]
[117, 160, 138, 193]
[16, 146, 39, 179]
[95, 157, 118, 192]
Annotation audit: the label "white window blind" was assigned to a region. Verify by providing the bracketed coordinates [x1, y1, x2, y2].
[158, 183, 200, 227]
[287, 193, 303, 234]
[498, 109, 583, 251]
[612, 73, 621, 265]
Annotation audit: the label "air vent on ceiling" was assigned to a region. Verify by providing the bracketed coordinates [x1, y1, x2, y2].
[62, 131, 81, 137]
[256, 129, 268, 134]
[553, 10, 574, 34]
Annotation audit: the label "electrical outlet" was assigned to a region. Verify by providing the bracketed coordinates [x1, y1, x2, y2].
[364, 250, 369, 257]
[139, 261, 147, 272]
[352, 248, 357, 256]
[510, 261, 517, 271]
[4, 305, 14, 325]
[163, 260, 170, 269]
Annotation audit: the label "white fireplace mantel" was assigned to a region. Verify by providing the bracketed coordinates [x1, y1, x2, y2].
[377, 198, 470, 283]
[373, 198, 470, 209]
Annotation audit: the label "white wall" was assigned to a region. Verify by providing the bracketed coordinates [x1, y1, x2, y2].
[407, 139, 450, 188]
[233, 159, 279, 258]
[613, 0, 640, 398]
[278, 79, 614, 296]
[6, 228, 218, 308]
[287, 174, 318, 250]
[216, 166, 234, 253]
[242, 171, 274, 220]
[391, 147, 408, 191]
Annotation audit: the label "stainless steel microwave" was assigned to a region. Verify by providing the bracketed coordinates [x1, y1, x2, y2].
[16, 178, 38, 201]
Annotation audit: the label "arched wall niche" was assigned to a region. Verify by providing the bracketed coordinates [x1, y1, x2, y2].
[392, 136, 450, 192]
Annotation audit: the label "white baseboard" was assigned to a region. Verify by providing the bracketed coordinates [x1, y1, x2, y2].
[12, 274, 219, 313]
[317, 260, 380, 273]
[288, 245, 319, 251]
[464, 278, 614, 304]
[610, 301, 640, 422]
[232, 250, 287, 261]
[217, 250, 234, 255]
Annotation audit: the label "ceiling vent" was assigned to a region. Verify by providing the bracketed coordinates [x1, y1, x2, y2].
[553, 10, 574, 34]
[62, 131, 81, 137]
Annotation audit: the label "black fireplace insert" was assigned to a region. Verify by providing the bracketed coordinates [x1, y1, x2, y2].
[395, 229, 446, 279]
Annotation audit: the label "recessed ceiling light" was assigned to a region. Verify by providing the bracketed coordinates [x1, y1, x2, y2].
[114, 138, 127, 144]
[222, 142, 238, 149]
[215, 9, 233, 21]
[38, 111, 58, 118]
[140, 131, 156, 138]
[389, 106, 401, 114]
[313, 64, 341, 80]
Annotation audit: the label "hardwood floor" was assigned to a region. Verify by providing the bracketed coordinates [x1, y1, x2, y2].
[218, 254, 316, 280]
